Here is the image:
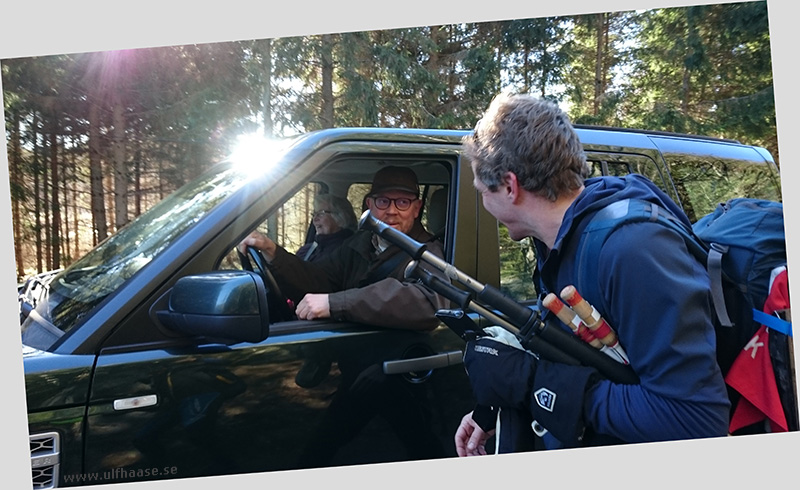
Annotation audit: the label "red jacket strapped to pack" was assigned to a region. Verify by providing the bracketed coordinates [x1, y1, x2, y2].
[725, 267, 791, 433]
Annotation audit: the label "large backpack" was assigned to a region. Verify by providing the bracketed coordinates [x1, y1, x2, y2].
[573, 196, 791, 431]
[691, 199, 788, 372]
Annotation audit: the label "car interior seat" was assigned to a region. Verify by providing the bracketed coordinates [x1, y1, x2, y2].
[426, 187, 448, 247]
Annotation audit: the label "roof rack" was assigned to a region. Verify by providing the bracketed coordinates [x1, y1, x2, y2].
[573, 124, 742, 145]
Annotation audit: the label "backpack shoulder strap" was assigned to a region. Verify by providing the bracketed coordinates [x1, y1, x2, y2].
[575, 198, 707, 309]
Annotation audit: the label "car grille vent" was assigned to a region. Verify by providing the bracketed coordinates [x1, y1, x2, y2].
[30, 432, 60, 489]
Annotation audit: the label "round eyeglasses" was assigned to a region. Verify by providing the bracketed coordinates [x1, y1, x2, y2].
[312, 210, 333, 219]
[371, 196, 418, 211]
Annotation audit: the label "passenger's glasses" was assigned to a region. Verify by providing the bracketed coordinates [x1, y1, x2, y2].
[312, 210, 333, 219]
[371, 196, 417, 211]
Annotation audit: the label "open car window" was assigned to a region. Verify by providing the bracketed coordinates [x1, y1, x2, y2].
[218, 157, 454, 322]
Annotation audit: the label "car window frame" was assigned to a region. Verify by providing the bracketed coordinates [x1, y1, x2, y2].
[94, 144, 461, 353]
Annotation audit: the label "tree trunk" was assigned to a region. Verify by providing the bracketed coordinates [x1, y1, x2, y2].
[681, 68, 690, 117]
[593, 13, 606, 116]
[62, 141, 70, 262]
[258, 39, 273, 137]
[682, 10, 698, 118]
[602, 15, 610, 95]
[44, 148, 51, 271]
[49, 113, 61, 270]
[424, 26, 447, 124]
[10, 110, 24, 280]
[72, 178, 79, 261]
[523, 44, 531, 93]
[320, 34, 335, 129]
[134, 147, 142, 217]
[105, 173, 115, 233]
[112, 97, 128, 230]
[496, 44, 503, 94]
[540, 45, 547, 98]
[89, 98, 108, 243]
[32, 112, 43, 273]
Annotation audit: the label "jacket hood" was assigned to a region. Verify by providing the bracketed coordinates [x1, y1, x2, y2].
[554, 175, 689, 251]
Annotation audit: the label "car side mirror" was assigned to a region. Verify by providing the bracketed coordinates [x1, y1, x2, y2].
[156, 270, 270, 343]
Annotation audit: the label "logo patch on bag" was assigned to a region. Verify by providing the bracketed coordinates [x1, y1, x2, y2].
[534, 388, 556, 412]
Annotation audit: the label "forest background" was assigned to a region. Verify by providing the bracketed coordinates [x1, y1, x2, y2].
[2, 0, 776, 282]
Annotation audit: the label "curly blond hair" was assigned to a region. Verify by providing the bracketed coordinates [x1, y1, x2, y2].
[463, 93, 589, 201]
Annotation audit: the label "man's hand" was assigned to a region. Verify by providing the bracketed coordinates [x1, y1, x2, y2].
[238, 231, 278, 260]
[295, 293, 331, 320]
[455, 411, 495, 457]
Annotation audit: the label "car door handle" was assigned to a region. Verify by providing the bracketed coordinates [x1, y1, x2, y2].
[382, 350, 463, 375]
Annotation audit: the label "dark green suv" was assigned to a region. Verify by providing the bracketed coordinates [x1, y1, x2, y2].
[21, 127, 781, 488]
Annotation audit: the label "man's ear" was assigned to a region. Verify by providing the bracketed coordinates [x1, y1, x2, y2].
[412, 197, 423, 219]
[503, 171, 522, 203]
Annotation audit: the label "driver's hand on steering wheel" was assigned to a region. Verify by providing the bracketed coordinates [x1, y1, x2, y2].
[238, 231, 278, 260]
[295, 293, 331, 320]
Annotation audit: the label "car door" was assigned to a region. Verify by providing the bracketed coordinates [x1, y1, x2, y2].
[85, 322, 470, 483]
[81, 138, 475, 485]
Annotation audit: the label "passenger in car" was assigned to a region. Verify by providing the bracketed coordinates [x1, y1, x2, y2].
[293, 193, 357, 388]
[455, 93, 729, 455]
[296, 193, 358, 262]
[238, 165, 448, 329]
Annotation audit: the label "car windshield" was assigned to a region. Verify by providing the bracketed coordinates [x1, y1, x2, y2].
[21, 162, 257, 350]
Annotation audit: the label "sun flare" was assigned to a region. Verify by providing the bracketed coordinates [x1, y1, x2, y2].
[229, 133, 289, 178]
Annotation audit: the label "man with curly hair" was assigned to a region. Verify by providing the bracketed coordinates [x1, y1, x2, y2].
[455, 93, 729, 455]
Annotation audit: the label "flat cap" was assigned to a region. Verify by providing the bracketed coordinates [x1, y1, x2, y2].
[369, 166, 420, 196]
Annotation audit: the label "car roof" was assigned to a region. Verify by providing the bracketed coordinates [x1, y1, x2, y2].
[290, 126, 774, 189]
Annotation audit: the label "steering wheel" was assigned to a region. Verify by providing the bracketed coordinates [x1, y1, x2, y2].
[238, 246, 296, 322]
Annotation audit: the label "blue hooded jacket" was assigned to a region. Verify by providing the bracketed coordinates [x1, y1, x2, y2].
[535, 174, 730, 445]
